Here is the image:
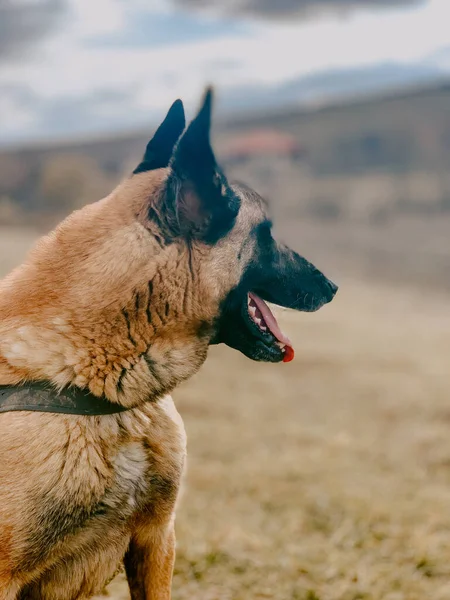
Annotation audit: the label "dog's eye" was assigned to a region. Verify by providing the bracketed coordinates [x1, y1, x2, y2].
[256, 222, 273, 245]
[253, 222, 275, 257]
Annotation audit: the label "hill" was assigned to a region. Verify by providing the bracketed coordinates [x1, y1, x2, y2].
[1, 81, 450, 289]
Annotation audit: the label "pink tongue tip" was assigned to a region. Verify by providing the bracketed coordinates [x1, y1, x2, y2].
[249, 292, 292, 347]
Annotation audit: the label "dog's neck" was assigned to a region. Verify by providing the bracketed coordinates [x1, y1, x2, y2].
[0, 247, 215, 409]
[0, 289, 211, 408]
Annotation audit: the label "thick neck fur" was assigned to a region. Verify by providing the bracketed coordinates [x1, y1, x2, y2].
[0, 174, 220, 408]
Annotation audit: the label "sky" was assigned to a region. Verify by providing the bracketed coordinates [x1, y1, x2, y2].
[0, 0, 449, 145]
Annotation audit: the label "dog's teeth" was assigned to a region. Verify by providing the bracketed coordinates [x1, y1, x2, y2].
[247, 295, 251, 306]
[248, 300, 270, 333]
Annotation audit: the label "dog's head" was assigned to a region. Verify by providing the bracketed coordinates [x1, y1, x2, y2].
[133, 89, 337, 364]
[0, 89, 337, 405]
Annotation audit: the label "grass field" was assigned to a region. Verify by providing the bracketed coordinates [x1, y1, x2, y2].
[2, 229, 450, 600]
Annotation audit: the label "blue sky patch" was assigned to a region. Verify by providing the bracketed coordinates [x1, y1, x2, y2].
[87, 10, 250, 50]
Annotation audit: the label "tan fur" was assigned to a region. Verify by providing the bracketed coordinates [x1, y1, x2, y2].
[0, 167, 262, 599]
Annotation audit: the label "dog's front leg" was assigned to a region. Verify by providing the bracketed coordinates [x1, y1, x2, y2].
[124, 520, 176, 600]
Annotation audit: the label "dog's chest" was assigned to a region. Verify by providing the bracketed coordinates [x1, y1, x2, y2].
[103, 441, 150, 515]
[77, 395, 187, 531]
[15, 396, 187, 597]
[100, 395, 186, 508]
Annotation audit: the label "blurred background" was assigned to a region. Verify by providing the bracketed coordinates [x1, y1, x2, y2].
[1, 1, 450, 599]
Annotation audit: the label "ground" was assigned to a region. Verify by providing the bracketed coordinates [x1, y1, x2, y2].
[2, 229, 450, 600]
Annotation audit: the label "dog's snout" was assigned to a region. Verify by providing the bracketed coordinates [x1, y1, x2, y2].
[325, 278, 338, 300]
[313, 270, 338, 303]
[310, 263, 338, 298]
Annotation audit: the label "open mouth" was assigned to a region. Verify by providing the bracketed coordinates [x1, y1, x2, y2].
[245, 292, 295, 363]
[211, 264, 337, 364]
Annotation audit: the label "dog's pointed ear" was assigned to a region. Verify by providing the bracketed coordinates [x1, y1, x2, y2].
[171, 87, 215, 182]
[134, 99, 185, 174]
[167, 87, 239, 242]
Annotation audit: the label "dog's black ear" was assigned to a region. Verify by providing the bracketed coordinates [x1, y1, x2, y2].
[167, 87, 239, 242]
[134, 99, 185, 174]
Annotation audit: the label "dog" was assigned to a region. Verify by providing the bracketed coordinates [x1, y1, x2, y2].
[0, 88, 337, 599]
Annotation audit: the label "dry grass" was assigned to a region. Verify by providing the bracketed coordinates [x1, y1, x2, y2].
[1, 229, 450, 600]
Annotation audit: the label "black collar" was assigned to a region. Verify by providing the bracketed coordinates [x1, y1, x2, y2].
[0, 382, 129, 416]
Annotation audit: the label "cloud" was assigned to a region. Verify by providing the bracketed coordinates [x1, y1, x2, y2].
[0, 0, 66, 61]
[36, 88, 150, 136]
[0, 0, 447, 145]
[0, 80, 157, 145]
[172, 0, 424, 20]
[89, 10, 248, 50]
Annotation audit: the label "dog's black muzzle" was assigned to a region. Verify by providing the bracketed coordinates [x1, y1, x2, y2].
[253, 245, 338, 313]
[210, 241, 338, 362]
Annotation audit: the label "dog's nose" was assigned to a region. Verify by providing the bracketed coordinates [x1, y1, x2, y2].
[325, 278, 338, 300]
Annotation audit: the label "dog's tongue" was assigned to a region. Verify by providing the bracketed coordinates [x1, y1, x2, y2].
[248, 293, 294, 362]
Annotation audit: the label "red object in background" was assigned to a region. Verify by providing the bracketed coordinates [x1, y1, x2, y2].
[221, 129, 304, 162]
